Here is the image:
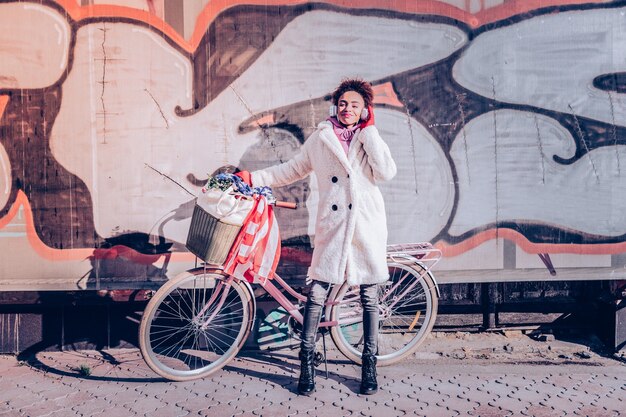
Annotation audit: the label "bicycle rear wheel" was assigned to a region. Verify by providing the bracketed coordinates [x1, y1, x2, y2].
[139, 267, 255, 381]
[329, 262, 438, 366]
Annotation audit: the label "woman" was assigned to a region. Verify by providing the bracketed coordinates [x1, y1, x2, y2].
[240, 79, 396, 395]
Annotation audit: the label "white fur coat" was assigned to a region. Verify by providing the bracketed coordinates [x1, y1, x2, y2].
[251, 121, 397, 286]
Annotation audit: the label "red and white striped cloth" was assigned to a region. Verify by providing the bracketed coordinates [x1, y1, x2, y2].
[224, 196, 281, 284]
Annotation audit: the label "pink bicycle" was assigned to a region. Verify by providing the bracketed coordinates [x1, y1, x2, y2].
[138, 202, 441, 381]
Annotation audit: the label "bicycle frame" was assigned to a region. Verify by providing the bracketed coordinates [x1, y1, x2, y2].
[258, 273, 343, 328]
[193, 242, 441, 331]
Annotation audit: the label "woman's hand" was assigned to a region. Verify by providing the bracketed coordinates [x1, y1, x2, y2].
[360, 105, 375, 129]
[234, 170, 252, 186]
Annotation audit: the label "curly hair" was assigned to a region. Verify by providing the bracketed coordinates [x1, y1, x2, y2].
[331, 79, 374, 108]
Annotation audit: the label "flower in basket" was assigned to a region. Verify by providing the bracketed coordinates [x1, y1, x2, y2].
[202, 173, 275, 202]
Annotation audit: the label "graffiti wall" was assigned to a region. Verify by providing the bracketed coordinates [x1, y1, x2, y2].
[0, 0, 625, 290]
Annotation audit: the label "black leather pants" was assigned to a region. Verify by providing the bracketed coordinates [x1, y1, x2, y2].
[300, 280, 379, 356]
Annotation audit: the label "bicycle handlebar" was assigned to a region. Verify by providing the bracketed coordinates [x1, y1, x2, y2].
[275, 201, 297, 209]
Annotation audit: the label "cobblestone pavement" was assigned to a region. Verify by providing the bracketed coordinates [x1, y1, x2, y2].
[1, 332, 624, 416]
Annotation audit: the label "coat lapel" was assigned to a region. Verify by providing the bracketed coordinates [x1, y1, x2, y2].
[318, 124, 353, 173]
[347, 128, 364, 165]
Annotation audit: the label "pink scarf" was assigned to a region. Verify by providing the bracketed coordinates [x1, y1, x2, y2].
[328, 116, 359, 155]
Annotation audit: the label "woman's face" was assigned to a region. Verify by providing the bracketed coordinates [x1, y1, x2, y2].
[337, 90, 365, 128]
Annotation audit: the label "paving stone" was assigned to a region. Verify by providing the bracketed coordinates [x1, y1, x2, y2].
[0, 366, 36, 379]
[154, 385, 198, 403]
[16, 399, 65, 417]
[424, 376, 445, 391]
[133, 383, 172, 398]
[510, 384, 547, 403]
[543, 395, 585, 415]
[496, 397, 533, 415]
[280, 403, 316, 416]
[406, 387, 426, 400]
[91, 405, 140, 416]
[400, 373, 420, 386]
[0, 410, 24, 417]
[311, 377, 349, 396]
[176, 394, 218, 412]
[262, 372, 295, 388]
[360, 402, 406, 416]
[144, 404, 189, 417]
[281, 395, 320, 410]
[71, 397, 111, 415]
[554, 388, 600, 407]
[0, 387, 31, 402]
[5, 393, 43, 409]
[228, 394, 269, 412]
[435, 395, 480, 414]
[540, 375, 585, 390]
[304, 407, 329, 416]
[231, 376, 273, 394]
[478, 379, 519, 398]
[448, 374, 485, 392]
[62, 378, 112, 393]
[498, 375, 532, 389]
[417, 401, 461, 417]
[580, 380, 614, 396]
[331, 398, 368, 416]
[384, 395, 426, 413]
[56, 390, 94, 406]
[0, 345, 624, 417]
[574, 405, 620, 417]
[254, 403, 292, 416]
[32, 384, 78, 402]
[183, 378, 226, 396]
[381, 364, 416, 379]
[103, 387, 146, 406]
[430, 380, 466, 398]
[16, 374, 55, 391]
[521, 405, 563, 417]
[363, 388, 398, 405]
[44, 409, 78, 417]
[598, 393, 626, 414]
[255, 385, 297, 404]
[324, 403, 354, 417]
[123, 397, 162, 415]
[206, 387, 249, 404]
[88, 382, 131, 399]
[592, 374, 626, 391]
[461, 390, 500, 408]
[526, 380, 565, 398]
[199, 403, 239, 416]
[471, 404, 514, 417]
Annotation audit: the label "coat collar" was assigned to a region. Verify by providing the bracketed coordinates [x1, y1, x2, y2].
[317, 121, 362, 174]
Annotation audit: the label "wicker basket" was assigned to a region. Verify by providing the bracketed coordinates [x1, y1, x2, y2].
[185, 203, 242, 265]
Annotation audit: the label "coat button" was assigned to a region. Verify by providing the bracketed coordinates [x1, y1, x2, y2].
[331, 176, 338, 183]
[332, 204, 338, 211]
[348, 203, 352, 210]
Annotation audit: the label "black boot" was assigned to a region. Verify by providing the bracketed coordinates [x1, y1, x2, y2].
[297, 350, 316, 395]
[360, 354, 378, 395]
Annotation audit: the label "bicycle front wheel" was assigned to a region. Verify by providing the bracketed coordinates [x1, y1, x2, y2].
[329, 262, 438, 366]
[139, 267, 255, 381]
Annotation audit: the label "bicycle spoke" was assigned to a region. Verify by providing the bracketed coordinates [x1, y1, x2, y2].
[331, 262, 437, 365]
[140, 269, 253, 379]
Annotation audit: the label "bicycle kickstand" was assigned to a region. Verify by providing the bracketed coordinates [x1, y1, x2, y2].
[322, 332, 329, 379]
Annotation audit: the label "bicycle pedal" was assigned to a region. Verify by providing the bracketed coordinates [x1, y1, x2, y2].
[313, 352, 325, 366]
